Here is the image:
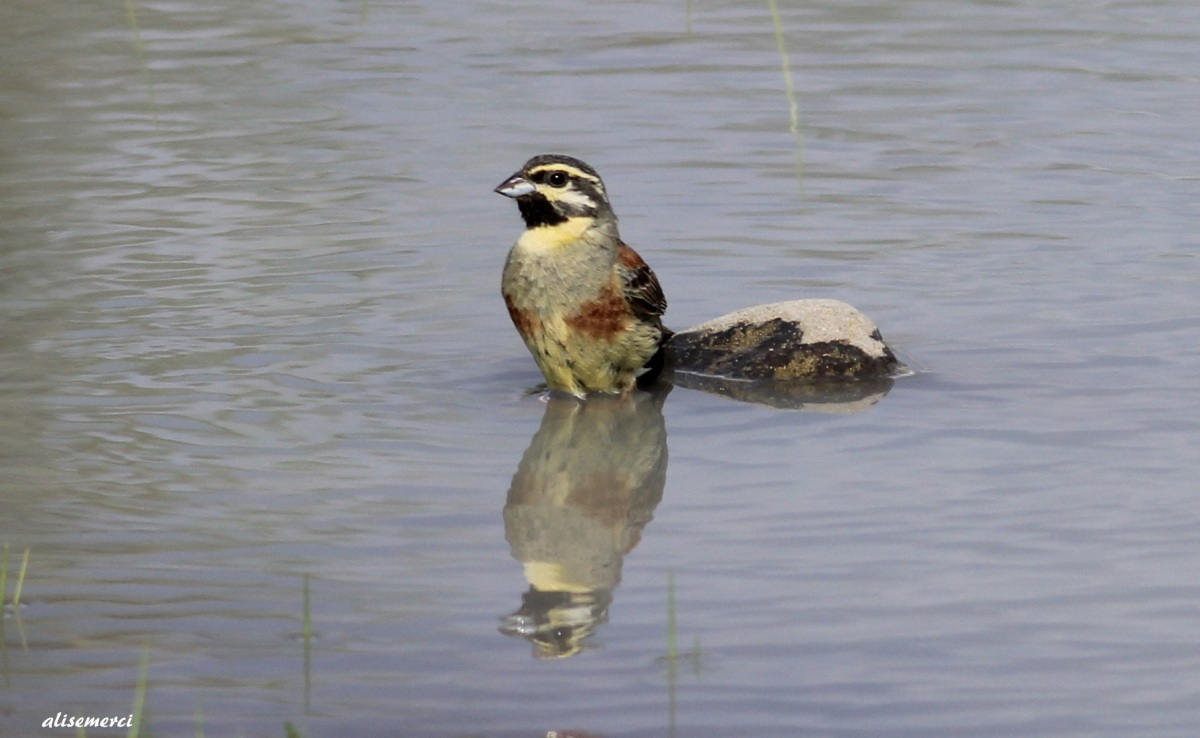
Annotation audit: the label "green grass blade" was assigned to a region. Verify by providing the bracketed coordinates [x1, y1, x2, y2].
[127, 647, 150, 738]
[123, 0, 159, 125]
[303, 574, 313, 710]
[1, 544, 9, 608]
[13, 548, 29, 609]
[666, 569, 677, 661]
[769, 0, 804, 185]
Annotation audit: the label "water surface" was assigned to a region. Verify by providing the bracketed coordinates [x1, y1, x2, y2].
[2, 1, 1199, 736]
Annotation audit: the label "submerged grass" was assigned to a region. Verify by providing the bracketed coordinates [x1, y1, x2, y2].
[664, 570, 702, 738]
[303, 573, 313, 710]
[1, 545, 31, 655]
[127, 647, 150, 738]
[667, 569, 677, 662]
[768, 0, 804, 186]
[664, 570, 701, 671]
[290, 577, 311, 738]
[14, 547, 29, 609]
[76, 641, 303, 737]
[76, 647, 150, 738]
[40, 569, 312, 736]
[123, 0, 159, 125]
[1, 545, 31, 612]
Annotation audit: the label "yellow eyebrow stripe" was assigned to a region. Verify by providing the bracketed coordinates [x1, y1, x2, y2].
[527, 164, 600, 183]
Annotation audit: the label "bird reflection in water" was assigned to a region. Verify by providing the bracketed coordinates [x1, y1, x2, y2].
[500, 388, 669, 659]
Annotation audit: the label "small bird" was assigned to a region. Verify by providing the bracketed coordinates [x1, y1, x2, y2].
[495, 154, 671, 397]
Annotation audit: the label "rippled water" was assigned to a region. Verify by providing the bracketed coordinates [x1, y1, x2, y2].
[3, 0, 1199, 735]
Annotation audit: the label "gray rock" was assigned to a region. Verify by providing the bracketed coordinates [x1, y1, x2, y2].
[665, 299, 903, 382]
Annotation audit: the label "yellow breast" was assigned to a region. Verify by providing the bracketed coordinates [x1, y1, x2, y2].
[515, 217, 593, 254]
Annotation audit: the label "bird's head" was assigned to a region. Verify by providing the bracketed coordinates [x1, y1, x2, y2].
[495, 154, 615, 230]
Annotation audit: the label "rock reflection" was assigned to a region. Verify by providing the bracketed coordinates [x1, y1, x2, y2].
[666, 369, 895, 412]
[500, 389, 669, 659]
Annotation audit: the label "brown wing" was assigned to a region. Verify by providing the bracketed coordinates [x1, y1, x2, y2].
[616, 242, 667, 324]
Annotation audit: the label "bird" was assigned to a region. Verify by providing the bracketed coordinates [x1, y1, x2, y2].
[494, 154, 671, 397]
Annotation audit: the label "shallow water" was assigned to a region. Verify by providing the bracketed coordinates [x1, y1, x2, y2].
[2, 0, 1199, 735]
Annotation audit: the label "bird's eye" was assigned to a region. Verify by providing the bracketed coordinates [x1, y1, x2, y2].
[547, 171, 569, 188]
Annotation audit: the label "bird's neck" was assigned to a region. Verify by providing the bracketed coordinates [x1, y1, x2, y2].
[515, 215, 619, 256]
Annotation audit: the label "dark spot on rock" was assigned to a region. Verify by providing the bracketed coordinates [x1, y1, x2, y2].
[666, 317, 899, 381]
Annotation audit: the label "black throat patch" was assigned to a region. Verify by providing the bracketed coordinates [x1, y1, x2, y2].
[517, 194, 568, 229]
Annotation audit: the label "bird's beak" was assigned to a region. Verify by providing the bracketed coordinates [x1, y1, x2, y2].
[495, 172, 536, 199]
